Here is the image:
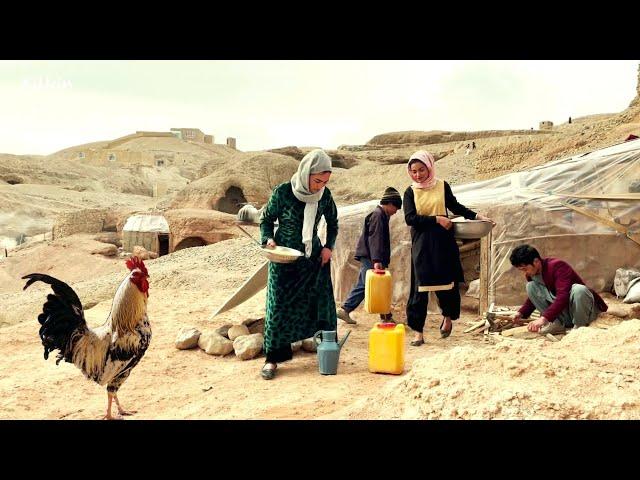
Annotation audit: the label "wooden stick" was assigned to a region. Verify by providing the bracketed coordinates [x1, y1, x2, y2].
[464, 319, 488, 333]
[459, 240, 481, 253]
[485, 309, 540, 317]
[479, 234, 491, 315]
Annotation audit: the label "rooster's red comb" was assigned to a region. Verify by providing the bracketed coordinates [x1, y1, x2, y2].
[126, 256, 148, 276]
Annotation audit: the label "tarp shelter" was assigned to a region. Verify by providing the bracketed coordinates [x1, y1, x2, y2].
[330, 139, 640, 310]
[122, 214, 170, 256]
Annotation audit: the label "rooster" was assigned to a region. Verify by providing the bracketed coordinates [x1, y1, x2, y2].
[23, 256, 151, 420]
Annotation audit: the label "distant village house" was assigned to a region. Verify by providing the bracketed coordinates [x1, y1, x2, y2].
[74, 127, 237, 168]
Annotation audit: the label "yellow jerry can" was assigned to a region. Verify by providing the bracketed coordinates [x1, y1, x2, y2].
[364, 269, 392, 314]
[369, 322, 405, 375]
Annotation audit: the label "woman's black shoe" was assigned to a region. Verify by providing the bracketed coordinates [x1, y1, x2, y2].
[440, 318, 452, 338]
[261, 363, 277, 380]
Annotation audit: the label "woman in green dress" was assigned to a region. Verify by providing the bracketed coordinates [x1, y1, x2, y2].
[259, 149, 339, 380]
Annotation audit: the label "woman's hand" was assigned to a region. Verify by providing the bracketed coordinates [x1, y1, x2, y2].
[476, 213, 496, 225]
[373, 262, 384, 271]
[266, 238, 277, 249]
[320, 247, 332, 266]
[436, 216, 452, 230]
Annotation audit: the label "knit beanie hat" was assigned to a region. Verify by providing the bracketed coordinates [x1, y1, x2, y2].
[380, 186, 402, 209]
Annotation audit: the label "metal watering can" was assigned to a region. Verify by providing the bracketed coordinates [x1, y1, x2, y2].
[313, 329, 351, 375]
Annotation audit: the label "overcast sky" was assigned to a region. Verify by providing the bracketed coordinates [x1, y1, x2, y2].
[0, 60, 638, 155]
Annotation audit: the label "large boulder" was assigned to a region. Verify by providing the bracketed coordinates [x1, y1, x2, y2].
[132, 245, 158, 260]
[198, 331, 234, 356]
[465, 279, 480, 299]
[233, 333, 264, 360]
[94, 232, 122, 247]
[237, 205, 263, 224]
[91, 243, 118, 257]
[613, 268, 640, 297]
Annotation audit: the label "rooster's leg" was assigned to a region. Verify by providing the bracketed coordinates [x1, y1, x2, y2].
[114, 394, 137, 416]
[102, 393, 119, 420]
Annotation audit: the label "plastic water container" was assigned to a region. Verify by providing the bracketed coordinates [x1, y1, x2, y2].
[364, 269, 392, 314]
[369, 322, 405, 375]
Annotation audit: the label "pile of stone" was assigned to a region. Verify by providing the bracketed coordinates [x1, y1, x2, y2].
[174, 317, 318, 360]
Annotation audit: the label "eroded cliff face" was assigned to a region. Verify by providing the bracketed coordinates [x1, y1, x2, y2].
[631, 63, 640, 108]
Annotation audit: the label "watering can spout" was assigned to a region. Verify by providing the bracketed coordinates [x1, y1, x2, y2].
[338, 330, 351, 349]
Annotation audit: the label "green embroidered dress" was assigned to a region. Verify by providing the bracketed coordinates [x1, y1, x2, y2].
[260, 182, 339, 362]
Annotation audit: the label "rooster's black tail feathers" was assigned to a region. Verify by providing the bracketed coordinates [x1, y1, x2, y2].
[22, 273, 86, 363]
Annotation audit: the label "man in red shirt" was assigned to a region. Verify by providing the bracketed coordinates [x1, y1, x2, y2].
[509, 244, 608, 334]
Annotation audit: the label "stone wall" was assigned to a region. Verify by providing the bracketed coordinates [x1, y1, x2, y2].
[53, 208, 108, 239]
[171, 128, 205, 143]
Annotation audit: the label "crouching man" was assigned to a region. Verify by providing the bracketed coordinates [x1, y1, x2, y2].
[509, 244, 608, 334]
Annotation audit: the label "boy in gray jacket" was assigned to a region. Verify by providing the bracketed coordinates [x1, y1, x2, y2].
[337, 187, 402, 324]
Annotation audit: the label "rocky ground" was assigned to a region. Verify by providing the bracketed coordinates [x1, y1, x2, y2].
[1, 236, 638, 420]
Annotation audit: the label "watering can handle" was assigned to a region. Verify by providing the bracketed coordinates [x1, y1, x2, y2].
[313, 330, 323, 346]
[373, 268, 386, 274]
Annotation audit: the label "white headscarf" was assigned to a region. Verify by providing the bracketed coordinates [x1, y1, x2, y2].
[290, 149, 333, 257]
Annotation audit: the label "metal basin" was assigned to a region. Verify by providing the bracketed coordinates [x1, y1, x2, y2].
[452, 218, 494, 239]
[260, 245, 304, 263]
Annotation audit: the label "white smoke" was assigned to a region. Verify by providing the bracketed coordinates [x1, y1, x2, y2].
[0, 211, 50, 238]
[0, 236, 17, 251]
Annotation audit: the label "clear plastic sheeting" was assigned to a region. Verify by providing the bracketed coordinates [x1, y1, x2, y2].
[329, 139, 640, 309]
